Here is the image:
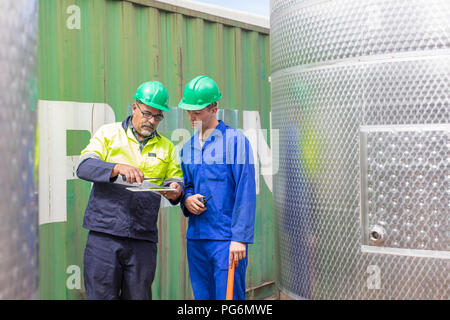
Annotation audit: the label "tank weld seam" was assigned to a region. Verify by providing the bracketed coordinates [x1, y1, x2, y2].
[271, 49, 450, 79]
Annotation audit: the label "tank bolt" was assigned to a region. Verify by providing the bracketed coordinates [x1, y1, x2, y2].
[369, 225, 386, 245]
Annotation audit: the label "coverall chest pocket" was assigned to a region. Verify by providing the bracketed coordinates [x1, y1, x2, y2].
[203, 163, 228, 183]
[144, 153, 169, 180]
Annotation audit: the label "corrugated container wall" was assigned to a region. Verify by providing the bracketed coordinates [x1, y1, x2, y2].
[38, 0, 273, 299]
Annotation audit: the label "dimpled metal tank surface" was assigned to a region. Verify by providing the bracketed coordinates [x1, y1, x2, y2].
[0, 0, 39, 299]
[271, 0, 449, 299]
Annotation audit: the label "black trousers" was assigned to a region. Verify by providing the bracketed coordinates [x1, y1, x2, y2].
[84, 231, 157, 300]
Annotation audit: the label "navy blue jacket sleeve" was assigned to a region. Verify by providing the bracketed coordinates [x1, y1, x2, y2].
[76, 158, 117, 183]
[230, 134, 257, 243]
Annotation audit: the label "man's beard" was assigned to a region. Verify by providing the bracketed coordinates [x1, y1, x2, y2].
[140, 124, 155, 137]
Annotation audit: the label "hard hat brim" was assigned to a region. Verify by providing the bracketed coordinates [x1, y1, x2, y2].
[148, 102, 169, 112]
[135, 96, 170, 112]
[177, 94, 222, 111]
[177, 101, 211, 111]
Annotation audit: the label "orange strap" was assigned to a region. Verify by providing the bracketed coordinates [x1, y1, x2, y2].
[226, 260, 235, 300]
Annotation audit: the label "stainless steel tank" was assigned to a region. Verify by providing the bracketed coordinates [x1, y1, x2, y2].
[271, 0, 449, 299]
[0, 0, 39, 299]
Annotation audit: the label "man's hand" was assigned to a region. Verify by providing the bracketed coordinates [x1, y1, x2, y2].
[229, 241, 246, 267]
[161, 182, 182, 201]
[184, 194, 207, 215]
[112, 163, 144, 185]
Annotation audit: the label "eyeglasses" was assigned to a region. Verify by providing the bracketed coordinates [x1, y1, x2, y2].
[136, 102, 164, 121]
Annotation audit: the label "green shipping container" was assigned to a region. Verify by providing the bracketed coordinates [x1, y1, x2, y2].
[38, 0, 273, 299]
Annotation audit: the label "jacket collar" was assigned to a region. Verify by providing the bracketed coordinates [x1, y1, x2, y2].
[215, 120, 227, 135]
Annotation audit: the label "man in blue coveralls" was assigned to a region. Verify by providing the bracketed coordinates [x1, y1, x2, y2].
[178, 75, 256, 300]
[76, 81, 183, 299]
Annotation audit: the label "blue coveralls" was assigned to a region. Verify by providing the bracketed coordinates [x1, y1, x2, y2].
[180, 120, 256, 300]
[77, 116, 183, 300]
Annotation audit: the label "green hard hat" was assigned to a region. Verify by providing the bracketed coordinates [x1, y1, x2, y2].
[133, 81, 169, 111]
[178, 75, 222, 111]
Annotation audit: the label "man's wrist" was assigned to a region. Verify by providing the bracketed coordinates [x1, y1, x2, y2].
[110, 164, 119, 177]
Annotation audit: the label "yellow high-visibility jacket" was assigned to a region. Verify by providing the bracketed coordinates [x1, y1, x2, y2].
[76, 116, 183, 241]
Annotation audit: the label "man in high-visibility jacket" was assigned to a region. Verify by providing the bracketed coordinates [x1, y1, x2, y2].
[76, 81, 183, 300]
[178, 75, 256, 300]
